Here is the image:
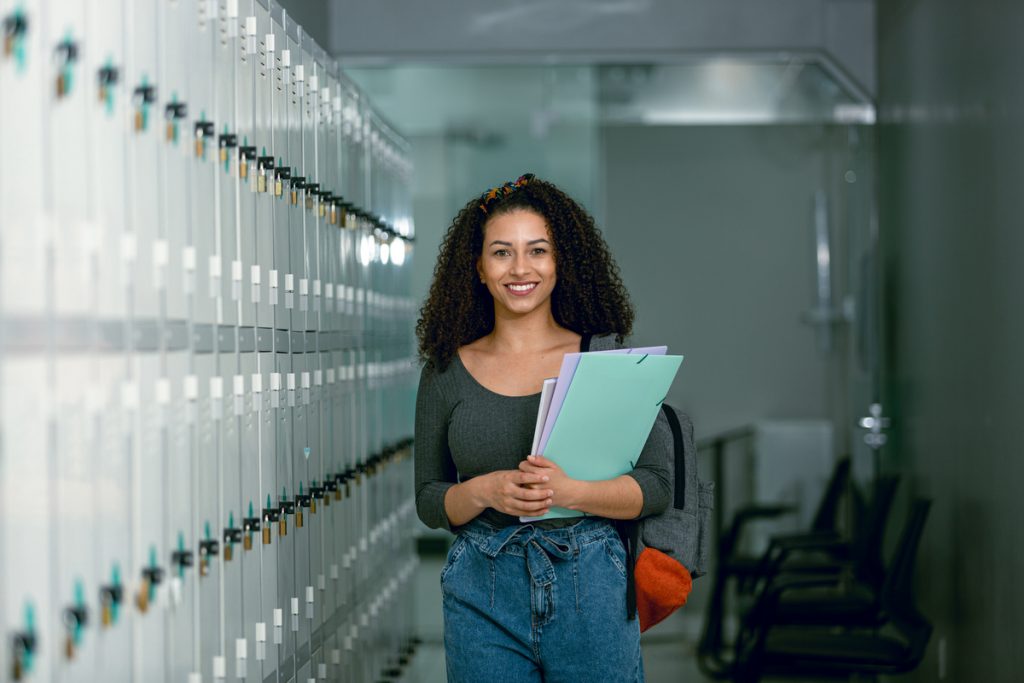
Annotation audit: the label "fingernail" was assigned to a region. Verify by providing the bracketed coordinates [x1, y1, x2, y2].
[542, 476, 550, 481]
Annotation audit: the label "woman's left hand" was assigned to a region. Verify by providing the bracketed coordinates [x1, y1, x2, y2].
[519, 455, 583, 510]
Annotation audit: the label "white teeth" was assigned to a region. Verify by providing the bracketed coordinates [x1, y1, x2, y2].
[508, 283, 536, 292]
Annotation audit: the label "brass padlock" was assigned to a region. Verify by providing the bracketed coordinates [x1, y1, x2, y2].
[244, 534, 254, 551]
[262, 526, 271, 545]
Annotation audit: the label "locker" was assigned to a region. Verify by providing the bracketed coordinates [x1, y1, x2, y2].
[241, 348, 271, 682]
[85, 0, 129, 321]
[221, 351, 244, 678]
[195, 350, 221, 682]
[288, 35, 310, 333]
[1, 354, 54, 682]
[189, 0, 219, 326]
[167, 350, 197, 683]
[53, 353, 97, 683]
[125, 0, 162, 319]
[93, 353, 132, 682]
[47, 2, 91, 320]
[252, 3, 274, 329]
[251, 352, 276, 679]
[157, 0, 191, 322]
[270, 8, 292, 332]
[133, 352, 167, 683]
[235, 0, 257, 328]
[289, 352, 312, 658]
[0, 0, 47, 317]
[273, 351, 295, 675]
[214, 0, 240, 326]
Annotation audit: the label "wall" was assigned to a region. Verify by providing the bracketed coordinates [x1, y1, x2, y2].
[877, 0, 1024, 679]
[600, 125, 850, 438]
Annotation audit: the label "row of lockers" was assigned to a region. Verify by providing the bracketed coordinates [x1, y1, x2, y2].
[0, 0, 421, 681]
[0, 0, 414, 327]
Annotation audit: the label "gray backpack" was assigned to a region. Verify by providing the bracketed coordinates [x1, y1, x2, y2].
[583, 334, 715, 628]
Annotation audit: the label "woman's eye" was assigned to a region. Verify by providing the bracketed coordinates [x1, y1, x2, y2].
[532, 248, 548, 255]
[494, 249, 510, 257]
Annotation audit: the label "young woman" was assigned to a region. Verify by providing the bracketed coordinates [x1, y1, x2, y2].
[414, 174, 670, 682]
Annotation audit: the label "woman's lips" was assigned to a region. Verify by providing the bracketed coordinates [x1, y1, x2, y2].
[505, 282, 538, 296]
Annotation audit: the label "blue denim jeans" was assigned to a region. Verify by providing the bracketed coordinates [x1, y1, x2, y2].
[441, 517, 643, 682]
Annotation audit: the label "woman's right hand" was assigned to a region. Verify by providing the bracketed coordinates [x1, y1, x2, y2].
[474, 470, 553, 517]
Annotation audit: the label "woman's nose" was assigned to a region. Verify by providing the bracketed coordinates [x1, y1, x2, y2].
[510, 252, 530, 275]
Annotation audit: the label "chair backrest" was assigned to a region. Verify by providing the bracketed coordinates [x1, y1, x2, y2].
[881, 499, 933, 669]
[810, 456, 852, 532]
[851, 475, 901, 587]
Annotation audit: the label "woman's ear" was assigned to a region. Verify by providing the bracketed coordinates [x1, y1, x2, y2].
[476, 257, 485, 284]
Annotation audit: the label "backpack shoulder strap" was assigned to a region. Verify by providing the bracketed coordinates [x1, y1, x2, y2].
[661, 403, 686, 510]
[580, 333, 592, 352]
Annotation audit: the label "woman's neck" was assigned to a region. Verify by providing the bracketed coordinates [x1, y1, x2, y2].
[488, 307, 568, 354]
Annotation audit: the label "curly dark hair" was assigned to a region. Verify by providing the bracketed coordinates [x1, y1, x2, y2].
[416, 175, 634, 369]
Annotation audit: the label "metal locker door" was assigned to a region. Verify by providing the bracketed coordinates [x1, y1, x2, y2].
[252, 3, 274, 329]
[85, 0, 128, 323]
[93, 352, 132, 682]
[168, 349, 197, 683]
[221, 334, 245, 680]
[157, 0, 190, 322]
[189, 0, 219, 326]
[0, 0, 47, 319]
[270, 9, 292, 333]
[46, 1, 91, 322]
[236, 343, 262, 683]
[214, 0, 240, 327]
[306, 350, 325, 669]
[133, 352, 166, 683]
[253, 343, 280, 679]
[287, 36, 309, 334]
[274, 349, 295, 679]
[196, 347, 223, 682]
[301, 40, 320, 334]
[235, 0, 257, 328]
[289, 351, 312, 662]
[124, 0, 161, 320]
[0, 354, 54, 682]
[53, 353, 98, 683]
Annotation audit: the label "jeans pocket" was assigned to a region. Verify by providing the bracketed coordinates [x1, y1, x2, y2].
[440, 535, 468, 587]
[603, 534, 628, 579]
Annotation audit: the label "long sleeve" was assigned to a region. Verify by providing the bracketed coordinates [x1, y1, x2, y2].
[414, 365, 458, 531]
[626, 408, 673, 518]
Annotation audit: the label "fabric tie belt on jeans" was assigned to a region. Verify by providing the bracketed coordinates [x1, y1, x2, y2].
[471, 523, 577, 588]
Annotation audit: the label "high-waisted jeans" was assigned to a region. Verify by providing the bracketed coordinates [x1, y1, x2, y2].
[441, 517, 643, 682]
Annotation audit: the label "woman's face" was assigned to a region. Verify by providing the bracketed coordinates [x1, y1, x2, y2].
[476, 209, 557, 320]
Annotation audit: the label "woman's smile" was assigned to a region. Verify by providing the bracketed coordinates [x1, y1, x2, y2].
[505, 281, 539, 296]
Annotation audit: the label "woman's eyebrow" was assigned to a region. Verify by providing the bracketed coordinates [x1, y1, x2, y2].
[487, 238, 551, 247]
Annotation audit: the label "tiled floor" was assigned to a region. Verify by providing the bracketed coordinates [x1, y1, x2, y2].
[400, 556, 717, 683]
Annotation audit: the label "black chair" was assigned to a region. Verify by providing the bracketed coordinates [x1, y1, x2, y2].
[697, 457, 852, 678]
[731, 499, 933, 683]
[740, 474, 901, 623]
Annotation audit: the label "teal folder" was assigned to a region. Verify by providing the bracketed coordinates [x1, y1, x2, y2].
[524, 353, 684, 521]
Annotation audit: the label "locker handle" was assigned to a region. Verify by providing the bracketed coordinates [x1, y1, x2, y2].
[219, 133, 238, 148]
[97, 65, 119, 87]
[54, 38, 79, 64]
[195, 121, 215, 138]
[165, 101, 187, 120]
[132, 83, 156, 104]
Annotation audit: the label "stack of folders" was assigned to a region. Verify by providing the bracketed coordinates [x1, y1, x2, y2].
[522, 346, 684, 521]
